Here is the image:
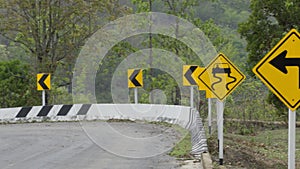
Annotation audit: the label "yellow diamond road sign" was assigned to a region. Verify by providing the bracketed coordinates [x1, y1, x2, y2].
[37, 73, 51, 91]
[253, 29, 300, 111]
[199, 53, 245, 101]
[128, 69, 143, 88]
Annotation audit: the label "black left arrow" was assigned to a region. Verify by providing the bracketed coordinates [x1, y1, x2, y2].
[38, 74, 49, 90]
[184, 66, 198, 85]
[269, 50, 300, 88]
[129, 70, 142, 87]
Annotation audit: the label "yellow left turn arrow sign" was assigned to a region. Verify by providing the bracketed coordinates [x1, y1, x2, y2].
[128, 69, 143, 88]
[183, 65, 201, 86]
[253, 29, 300, 111]
[37, 73, 51, 91]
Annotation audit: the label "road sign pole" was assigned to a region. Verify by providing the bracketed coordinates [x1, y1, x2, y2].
[134, 88, 138, 104]
[190, 86, 194, 108]
[208, 98, 212, 135]
[42, 90, 46, 106]
[217, 99, 224, 165]
[288, 109, 296, 169]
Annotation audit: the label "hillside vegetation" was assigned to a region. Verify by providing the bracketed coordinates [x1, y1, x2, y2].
[0, 0, 294, 123]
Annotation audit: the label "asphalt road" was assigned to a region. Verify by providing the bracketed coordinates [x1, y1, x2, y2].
[0, 121, 193, 169]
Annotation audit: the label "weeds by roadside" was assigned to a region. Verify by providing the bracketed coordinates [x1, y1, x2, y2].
[208, 122, 300, 168]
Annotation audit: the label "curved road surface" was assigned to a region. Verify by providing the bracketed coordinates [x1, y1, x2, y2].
[0, 122, 199, 169]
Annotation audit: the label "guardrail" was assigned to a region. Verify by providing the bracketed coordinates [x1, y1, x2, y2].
[0, 104, 207, 155]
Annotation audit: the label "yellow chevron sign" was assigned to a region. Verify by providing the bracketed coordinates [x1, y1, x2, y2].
[37, 73, 51, 90]
[183, 65, 201, 86]
[128, 69, 143, 88]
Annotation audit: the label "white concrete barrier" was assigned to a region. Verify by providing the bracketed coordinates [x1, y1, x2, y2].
[0, 104, 207, 154]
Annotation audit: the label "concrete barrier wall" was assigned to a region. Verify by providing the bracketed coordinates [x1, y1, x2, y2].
[0, 104, 207, 154]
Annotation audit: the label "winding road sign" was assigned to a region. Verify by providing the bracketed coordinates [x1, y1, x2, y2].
[196, 67, 216, 98]
[183, 65, 201, 86]
[37, 73, 51, 90]
[199, 53, 245, 101]
[253, 29, 300, 111]
[128, 69, 143, 88]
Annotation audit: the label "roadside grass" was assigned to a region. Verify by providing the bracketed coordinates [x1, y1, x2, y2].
[149, 121, 173, 127]
[231, 129, 299, 164]
[106, 118, 135, 123]
[149, 121, 192, 159]
[209, 127, 300, 168]
[236, 129, 299, 167]
[168, 124, 192, 159]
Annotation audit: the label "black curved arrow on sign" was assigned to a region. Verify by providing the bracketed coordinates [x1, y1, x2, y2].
[269, 50, 300, 88]
[38, 74, 49, 90]
[129, 70, 142, 87]
[184, 66, 198, 85]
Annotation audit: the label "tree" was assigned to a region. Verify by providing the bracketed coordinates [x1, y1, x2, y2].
[238, 0, 300, 116]
[194, 0, 251, 29]
[238, 0, 300, 74]
[0, 60, 40, 107]
[94, 0, 245, 106]
[0, 0, 129, 105]
[0, 0, 127, 73]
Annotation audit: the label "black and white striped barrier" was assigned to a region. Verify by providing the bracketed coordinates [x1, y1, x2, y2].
[0, 104, 207, 154]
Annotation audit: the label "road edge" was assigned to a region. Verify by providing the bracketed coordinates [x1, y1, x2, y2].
[201, 152, 213, 169]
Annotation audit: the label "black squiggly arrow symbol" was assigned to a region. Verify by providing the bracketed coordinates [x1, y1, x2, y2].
[38, 74, 49, 90]
[129, 69, 142, 87]
[184, 66, 198, 85]
[269, 50, 300, 88]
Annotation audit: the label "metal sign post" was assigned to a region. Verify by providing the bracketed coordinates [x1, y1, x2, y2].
[134, 88, 138, 104]
[42, 90, 46, 106]
[208, 98, 212, 134]
[204, 88, 215, 135]
[217, 99, 224, 165]
[190, 86, 194, 108]
[288, 109, 296, 169]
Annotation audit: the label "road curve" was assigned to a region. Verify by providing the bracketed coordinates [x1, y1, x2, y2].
[0, 122, 186, 169]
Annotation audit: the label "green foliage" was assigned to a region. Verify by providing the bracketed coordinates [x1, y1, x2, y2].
[238, 0, 300, 113]
[48, 85, 73, 105]
[0, 60, 40, 107]
[123, 0, 245, 106]
[267, 93, 288, 122]
[238, 0, 300, 74]
[139, 69, 180, 104]
[0, 0, 130, 105]
[224, 77, 281, 121]
[0, 0, 275, 120]
[96, 41, 138, 103]
[132, 0, 152, 12]
[195, 0, 250, 29]
[239, 124, 255, 135]
[0, 45, 9, 61]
